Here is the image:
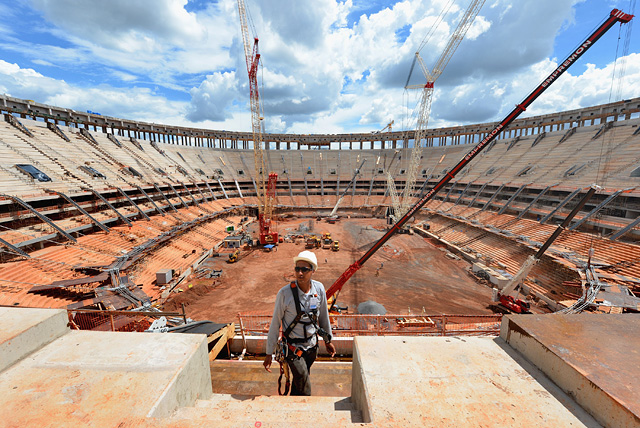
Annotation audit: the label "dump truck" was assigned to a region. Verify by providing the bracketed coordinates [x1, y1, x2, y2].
[331, 240, 339, 252]
[306, 235, 321, 249]
[305, 236, 316, 249]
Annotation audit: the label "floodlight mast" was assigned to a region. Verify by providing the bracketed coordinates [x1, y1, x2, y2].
[326, 8, 634, 305]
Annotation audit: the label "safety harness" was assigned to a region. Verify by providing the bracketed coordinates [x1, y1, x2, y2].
[276, 281, 320, 395]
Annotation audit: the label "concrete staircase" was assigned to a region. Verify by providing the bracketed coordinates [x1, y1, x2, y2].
[0, 307, 365, 427]
[165, 359, 362, 426]
[210, 359, 352, 396]
[169, 394, 363, 426]
[1, 306, 638, 427]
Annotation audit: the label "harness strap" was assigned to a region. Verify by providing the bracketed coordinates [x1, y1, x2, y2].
[276, 282, 325, 395]
[278, 361, 290, 396]
[282, 282, 304, 339]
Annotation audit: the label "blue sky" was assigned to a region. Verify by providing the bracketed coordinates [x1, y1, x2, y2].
[0, 0, 637, 134]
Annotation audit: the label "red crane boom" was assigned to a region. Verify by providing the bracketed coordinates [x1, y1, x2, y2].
[326, 8, 633, 303]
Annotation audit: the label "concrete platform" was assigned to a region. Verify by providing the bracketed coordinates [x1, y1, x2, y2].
[501, 314, 640, 428]
[1, 307, 639, 427]
[352, 335, 601, 427]
[0, 307, 68, 372]
[0, 328, 212, 426]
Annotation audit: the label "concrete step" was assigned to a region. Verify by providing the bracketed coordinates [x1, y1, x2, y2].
[0, 307, 68, 372]
[196, 393, 356, 410]
[0, 327, 213, 426]
[210, 360, 352, 397]
[172, 394, 363, 425]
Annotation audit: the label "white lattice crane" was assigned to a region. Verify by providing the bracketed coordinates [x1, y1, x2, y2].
[380, 120, 394, 133]
[388, 0, 486, 222]
[237, 0, 278, 244]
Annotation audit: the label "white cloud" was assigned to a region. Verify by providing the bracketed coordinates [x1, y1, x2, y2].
[0, 59, 181, 124]
[31, 59, 54, 67]
[109, 70, 138, 83]
[24, 0, 237, 87]
[523, 53, 640, 117]
[0, 0, 635, 136]
[30, 0, 205, 48]
[187, 71, 239, 122]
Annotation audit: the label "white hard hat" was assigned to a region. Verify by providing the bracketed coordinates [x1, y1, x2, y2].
[293, 250, 318, 271]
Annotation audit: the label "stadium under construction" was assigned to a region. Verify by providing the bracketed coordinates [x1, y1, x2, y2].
[1, 7, 639, 428]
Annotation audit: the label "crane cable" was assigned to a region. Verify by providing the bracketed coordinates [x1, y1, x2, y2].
[589, 2, 635, 253]
[405, 0, 456, 88]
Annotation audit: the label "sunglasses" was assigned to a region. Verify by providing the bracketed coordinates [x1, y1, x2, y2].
[294, 266, 313, 273]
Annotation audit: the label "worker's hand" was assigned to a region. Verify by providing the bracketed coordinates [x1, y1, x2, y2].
[326, 342, 336, 358]
[263, 354, 273, 373]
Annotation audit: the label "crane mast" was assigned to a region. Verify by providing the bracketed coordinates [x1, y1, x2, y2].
[389, 0, 486, 223]
[327, 8, 633, 305]
[329, 159, 367, 217]
[237, 0, 278, 244]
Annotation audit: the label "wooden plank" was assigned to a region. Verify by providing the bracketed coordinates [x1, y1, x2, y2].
[208, 322, 234, 361]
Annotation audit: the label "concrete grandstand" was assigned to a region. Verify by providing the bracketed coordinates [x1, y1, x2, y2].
[1, 94, 639, 426]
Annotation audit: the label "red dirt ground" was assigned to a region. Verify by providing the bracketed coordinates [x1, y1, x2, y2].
[170, 217, 495, 324]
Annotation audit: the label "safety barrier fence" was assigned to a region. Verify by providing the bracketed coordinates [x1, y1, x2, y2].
[67, 308, 186, 332]
[237, 313, 503, 337]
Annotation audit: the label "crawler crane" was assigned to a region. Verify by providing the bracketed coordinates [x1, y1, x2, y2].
[327, 9, 633, 310]
[237, 0, 278, 245]
[388, 0, 486, 223]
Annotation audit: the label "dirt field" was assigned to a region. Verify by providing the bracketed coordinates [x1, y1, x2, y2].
[171, 217, 495, 324]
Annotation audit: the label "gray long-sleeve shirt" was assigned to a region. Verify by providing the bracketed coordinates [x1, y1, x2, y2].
[266, 279, 333, 354]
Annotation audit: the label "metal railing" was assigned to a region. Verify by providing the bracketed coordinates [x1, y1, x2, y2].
[237, 313, 503, 337]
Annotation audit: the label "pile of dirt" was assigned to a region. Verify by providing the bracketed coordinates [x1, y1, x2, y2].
[163, 282, 217, 311]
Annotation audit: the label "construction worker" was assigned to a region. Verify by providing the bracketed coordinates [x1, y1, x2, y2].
[264, 250, 336, 396]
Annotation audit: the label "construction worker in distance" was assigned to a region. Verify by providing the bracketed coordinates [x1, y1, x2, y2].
[264, 250, 336, 396]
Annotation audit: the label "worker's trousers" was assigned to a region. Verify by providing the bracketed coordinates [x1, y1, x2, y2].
[286, 346, 317, 396]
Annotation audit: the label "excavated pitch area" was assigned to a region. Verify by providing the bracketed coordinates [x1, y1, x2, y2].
[175, 217, 494, 324]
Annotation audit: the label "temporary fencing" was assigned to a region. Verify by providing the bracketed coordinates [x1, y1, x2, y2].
[237, 313, 502, 337]
[67, 309, 185, 332]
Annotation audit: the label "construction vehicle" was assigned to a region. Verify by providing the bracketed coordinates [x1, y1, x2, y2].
[228, 249, 240, 263]
[325, 9, 633, 311]
[322, 232, 332, 249]
[306, 235, 320, 249]
[237, 0, 278, 245]
[305, 236, 315, 249]
[491, 185, 598, 313]
[331, 241, 340, 252]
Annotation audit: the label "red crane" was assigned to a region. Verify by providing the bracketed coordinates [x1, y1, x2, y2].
[326, 8, 634, 308]
[237, 0, 278, 245]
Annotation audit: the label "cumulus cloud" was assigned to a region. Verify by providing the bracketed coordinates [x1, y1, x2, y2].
[0, 59, 182, 124]
[0, 0, 635, 135]
[29, 0, 205, 49]
[23, 0, 236, 87]
[186, 71, 239, 122]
